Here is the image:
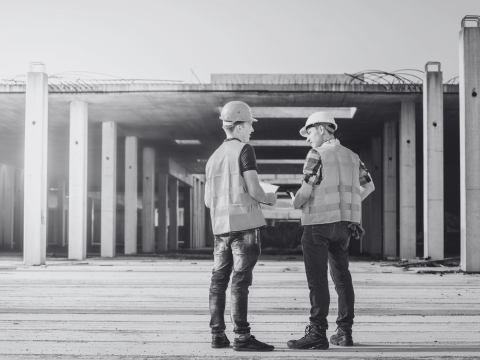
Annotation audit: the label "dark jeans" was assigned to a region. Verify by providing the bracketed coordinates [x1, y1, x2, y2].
[301, 221, 355, 330]
[209, 228, 261, 334]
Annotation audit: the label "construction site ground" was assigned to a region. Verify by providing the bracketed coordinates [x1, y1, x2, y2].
[0, 252, 479, 359]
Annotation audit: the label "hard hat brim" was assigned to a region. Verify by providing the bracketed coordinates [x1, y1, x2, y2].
[220, 117, 258, 123]
[299, 122, 337, 137]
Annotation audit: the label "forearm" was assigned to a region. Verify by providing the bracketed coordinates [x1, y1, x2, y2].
[360, 182, 375, 201]
[292, 182, 313, 209]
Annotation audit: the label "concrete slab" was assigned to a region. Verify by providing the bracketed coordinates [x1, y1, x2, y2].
[0, 255, 479, 359]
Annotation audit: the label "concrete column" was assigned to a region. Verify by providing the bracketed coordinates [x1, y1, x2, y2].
[0, 165, 4, 248]
[68, 101, 88, 260]
[101, 121, 117, 257]
[383, 121, 397, 258]
[360, 146, 372, 254]
[459, 17, 480, 272]
[192, 177, 200, 249]
[183, 186, 192, 248]
[168, 177, 178, 250]
[142, 147, 155, 253]
[14, 170, 24, 250]
[1, 166, 14, 249]
[399, 102, 417, 259]
[124, 136, 138, 255]
[55, 180, 66, 246]
[157, 171, 168, 251]
[24, 62, 48, 265]
[423, 62, 444, 260]
[370, 136, 383, 258]
[199, 181, 206, 247]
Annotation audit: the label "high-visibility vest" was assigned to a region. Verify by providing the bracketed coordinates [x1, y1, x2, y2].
[205, 140, 266, 235]
[301, 140, 362, 225]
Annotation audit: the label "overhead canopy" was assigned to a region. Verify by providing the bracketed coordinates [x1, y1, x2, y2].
[0, 75, 459, 190]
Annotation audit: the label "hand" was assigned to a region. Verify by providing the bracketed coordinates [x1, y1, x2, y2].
[266, 192, 277, 206]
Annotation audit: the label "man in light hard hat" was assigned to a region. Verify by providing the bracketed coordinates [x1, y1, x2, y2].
[205, 101, 277, 352]
[287, 112, 375, 350]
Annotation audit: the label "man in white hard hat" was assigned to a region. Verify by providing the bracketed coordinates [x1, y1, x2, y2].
[205, 101, 277, 352]
[287, 111, 375, 350]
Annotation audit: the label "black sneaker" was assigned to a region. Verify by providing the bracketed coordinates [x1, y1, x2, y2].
[287, 324, 329, 350]
[211, 333, 230, 348]
[330, 328, 353, 346]
[233, 335, 274, 352]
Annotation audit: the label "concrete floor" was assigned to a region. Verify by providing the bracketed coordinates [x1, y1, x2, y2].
[0, 253, 479, 359]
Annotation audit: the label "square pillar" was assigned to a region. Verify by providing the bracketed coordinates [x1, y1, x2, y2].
[14, 169, 24, 250]
[54, 180, 66, 246]
[0, 165, 4, 248]
[101, 121, 117, 257]
[423, 62, 444, 260]
[142, 147, 155, 253]
[399, 102, 417, 259]
[360, 146, 372, 254]
[168, 177, 178, 250]
[24, 62, 48, 266]
[68, 101, 88, 260]
[124, 136, 138, 255]
[2, 165, 15, 249]
[370, 136, 383, 258]
[459, 18, 480, 272]
[183, 186, 192, 248]
[157, 171, 168, 251]
[383, 121, 397, 258]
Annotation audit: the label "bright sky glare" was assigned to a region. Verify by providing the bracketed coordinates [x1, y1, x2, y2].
[0, 0, 478, 83]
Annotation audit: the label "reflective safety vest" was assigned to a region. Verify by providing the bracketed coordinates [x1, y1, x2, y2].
[205, 140, 266, 235]
[301, 140, 362, 225]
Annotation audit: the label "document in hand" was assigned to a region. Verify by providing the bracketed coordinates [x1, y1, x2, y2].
[259, 181, 279, 194]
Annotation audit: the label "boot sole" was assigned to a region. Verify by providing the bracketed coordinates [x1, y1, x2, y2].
[330, 336, 353, 346]
[233, 347, 274, 352]
[287, 341, 329, 350]
[211, 344, 230, 348]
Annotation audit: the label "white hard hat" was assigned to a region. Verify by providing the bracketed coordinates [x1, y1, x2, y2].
[299, 111, 338, 137]
[220, 101, 257, 126]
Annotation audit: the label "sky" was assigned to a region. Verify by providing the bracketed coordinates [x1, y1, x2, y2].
[0, 0, 478, 83]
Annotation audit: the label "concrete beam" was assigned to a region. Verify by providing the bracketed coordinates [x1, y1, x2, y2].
[383, 121, 397, 258]
[68, 101, 88, 260]
[399, 102, 417, 259]
[168, 159, 192, 187]
[249, 140, 309, 147]
[168, 177, 178, 250]
[459, 18, 480, 272]
[24, 62, 48, 266]
[142, 147, 156, 253]
[215, 107, 357, 119]
[370, 136, 383, 258]
[423, 62, 444, 261]
[101, 122, 117, 258]
[124, 136, 138, 255]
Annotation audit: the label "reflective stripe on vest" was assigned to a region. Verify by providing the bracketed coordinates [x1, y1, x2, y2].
[205, 140, 266, 235]
[301, 140, 362, 225]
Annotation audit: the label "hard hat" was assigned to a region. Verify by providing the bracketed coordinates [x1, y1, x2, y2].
[299, 111, 338, 137]
[220, 101, 257, 126]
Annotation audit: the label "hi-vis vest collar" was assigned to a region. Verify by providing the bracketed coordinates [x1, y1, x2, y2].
[205, 140, 266, 235]
[301, 139, 362, 225]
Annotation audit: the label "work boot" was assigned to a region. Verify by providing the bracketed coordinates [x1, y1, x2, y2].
[233, 335, 274, 351]
[287, 324, 329, 350]
[330, 328, 353, 346]
[211, 332, 230, 348]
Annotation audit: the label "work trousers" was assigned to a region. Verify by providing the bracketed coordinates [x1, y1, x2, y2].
[209, 228, 261, 334]
[301, 221, 355, 330]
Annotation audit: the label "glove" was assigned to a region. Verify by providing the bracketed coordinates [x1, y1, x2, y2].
[348, 223, 365, 240]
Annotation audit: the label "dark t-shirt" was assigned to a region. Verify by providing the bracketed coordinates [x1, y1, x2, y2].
[224, 138, 258, 176]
